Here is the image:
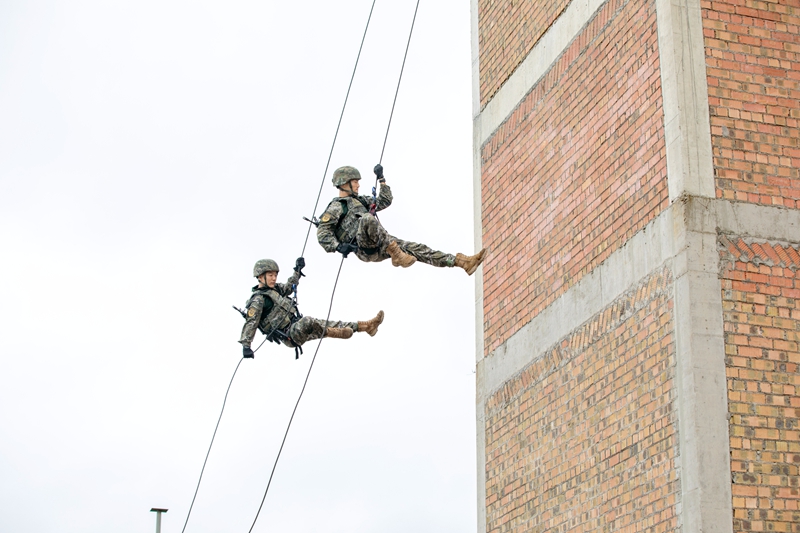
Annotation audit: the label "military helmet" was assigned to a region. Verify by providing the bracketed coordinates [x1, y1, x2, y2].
[332, 166, 361, 188]
[253, 259, 279, 277]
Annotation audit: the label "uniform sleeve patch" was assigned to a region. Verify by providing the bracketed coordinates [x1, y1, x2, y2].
[321, 213, 333, 223]
[247, 307, 257, 317]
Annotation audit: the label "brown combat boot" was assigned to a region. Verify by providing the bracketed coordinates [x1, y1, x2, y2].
[357, 310, 384, 337]
[455, 248, 487, 276]
[324, 327, 353, 339]
[386, 241, 416, 268]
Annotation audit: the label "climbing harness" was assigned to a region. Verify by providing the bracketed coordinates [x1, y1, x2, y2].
[234, 284, 305, 358]
[181, 0, 423, 530]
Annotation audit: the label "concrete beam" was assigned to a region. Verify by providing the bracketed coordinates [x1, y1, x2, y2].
[470, 0, 486, 530]
[477, 205, 676, 400]
[671, 197, 733, 533]
[655, 0, 715, 200]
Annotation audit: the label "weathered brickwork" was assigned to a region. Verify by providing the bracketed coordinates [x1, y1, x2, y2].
[478, 0, 572, 108]
[703, 0, 800, 207]
[481, 0, 668, 356]
[720, 235, 800, 532]
[484, 269, 678, 533]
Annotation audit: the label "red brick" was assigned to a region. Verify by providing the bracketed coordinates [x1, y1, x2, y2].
[481, 0, 668, 354]
[704, 0, 800, 208]
[722, 238, 800, 533]
[484, 269, 677, 533]
[478, 0, 573, 108]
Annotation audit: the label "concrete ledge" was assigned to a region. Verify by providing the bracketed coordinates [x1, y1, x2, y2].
[477, 204, 676, 400]
[476, 198, 795, 402]
[680, 196, 800, 245]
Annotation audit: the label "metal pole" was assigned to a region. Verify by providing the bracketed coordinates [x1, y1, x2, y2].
[151, 508, 168, 533]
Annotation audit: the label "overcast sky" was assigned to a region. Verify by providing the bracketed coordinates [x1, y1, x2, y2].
[0, 1, 478, 532]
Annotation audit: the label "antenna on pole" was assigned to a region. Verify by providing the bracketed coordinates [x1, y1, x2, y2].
[151, 508, 168, 533]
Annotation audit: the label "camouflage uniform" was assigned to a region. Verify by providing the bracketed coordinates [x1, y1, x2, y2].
[239, 270, 357, 349]
[316, 183, 456, 267]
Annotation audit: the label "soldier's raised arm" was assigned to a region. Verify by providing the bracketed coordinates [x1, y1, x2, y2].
[275, 257, 305, 295]
[374, 182, 392, 212]
[372, 164, 393, 212]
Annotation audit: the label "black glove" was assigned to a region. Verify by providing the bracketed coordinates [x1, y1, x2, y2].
[243, 346, 255, 359]
[373, 164, 384, 180]
[294, 257, 306, 277]
[336, 242, 358, 257]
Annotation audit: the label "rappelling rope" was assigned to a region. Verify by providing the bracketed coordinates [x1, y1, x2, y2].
[370, 0, 421, 213]
[179, 336, 271, 533]
[301, 0, 379, 258]
[378, 0, 420, 167]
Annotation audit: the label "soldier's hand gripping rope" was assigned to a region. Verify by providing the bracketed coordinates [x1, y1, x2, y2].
[369, 163, 384, 216]
[294, 256, 306, 277]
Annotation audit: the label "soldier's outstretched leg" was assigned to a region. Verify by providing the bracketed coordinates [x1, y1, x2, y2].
[288, 317, 358, 345]
[396, 240, 487, 275]
[356, 213, 486, 274]
[392, 238, 455, 268]
[357, 310, 384, 336]
[324, 327, 353, 339]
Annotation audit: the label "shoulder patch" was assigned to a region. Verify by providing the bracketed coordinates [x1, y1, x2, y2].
[321, 213, 333, 223]
[247, 307, 257, 317]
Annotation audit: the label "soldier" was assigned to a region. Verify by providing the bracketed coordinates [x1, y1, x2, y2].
[316, 165, 486, 274]
[239, 258, 384, 358]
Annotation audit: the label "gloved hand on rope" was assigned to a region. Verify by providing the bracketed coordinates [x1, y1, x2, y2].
[294, 256, 306, 277]
[243, 346, 255, 359]
[336, 242, 358, 258]
[374, 164, 385, 183]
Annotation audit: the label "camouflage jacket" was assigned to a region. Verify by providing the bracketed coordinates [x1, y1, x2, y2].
[316, 184, 393, 252]
[238, 269, 301, 347]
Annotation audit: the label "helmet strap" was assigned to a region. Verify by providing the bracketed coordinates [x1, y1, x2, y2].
[337, 182, 357, 197]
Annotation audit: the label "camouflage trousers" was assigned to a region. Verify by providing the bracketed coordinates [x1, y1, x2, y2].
[353, 213, 455, 267]
[283, 316, 358, 347]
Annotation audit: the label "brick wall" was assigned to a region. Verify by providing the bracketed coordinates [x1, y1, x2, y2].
[480, 0, 668, 356]
[720, 235, 800, 532]
[703, 0, 800, 207]
[478, 0, 572, 108]
[484, 268, 678, 533]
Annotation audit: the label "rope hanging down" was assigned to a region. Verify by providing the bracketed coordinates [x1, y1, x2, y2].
[180, 335, 269, 533]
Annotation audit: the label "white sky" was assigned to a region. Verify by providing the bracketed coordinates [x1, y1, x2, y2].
[0, 1, 478, 532]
